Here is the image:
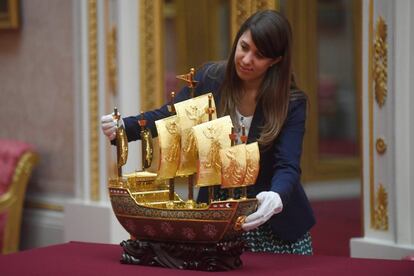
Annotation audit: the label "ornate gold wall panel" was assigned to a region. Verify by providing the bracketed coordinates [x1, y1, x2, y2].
[230, 0, 277, 39]
[88, 0, 100, 201]
[139, 0, 164, 111]
[374, 16, 388, 107]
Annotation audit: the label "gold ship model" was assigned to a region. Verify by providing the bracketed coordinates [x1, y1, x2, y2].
[107, 69, 259, 271]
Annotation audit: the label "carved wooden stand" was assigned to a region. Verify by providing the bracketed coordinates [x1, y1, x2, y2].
[120, 239, 245, 271]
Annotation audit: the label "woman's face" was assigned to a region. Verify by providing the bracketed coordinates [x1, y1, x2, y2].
[234, 30, 280, 86]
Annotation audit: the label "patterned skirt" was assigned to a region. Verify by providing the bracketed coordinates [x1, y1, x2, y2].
[211, 188, 312, 255]
[242, 223, 313, 255]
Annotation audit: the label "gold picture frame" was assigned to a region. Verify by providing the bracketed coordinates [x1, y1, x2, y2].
[0, 0, 19, 29]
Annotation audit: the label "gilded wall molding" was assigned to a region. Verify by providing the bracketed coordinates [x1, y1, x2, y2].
[368, 0, 375, 228]
[373, 183, 389, 230]
[88, 0, 100, 201]
[107, 25, 118, 95]
[373, 16, 388, 107]
[139, 0, 164, 111]
[230, 0, 276, 39]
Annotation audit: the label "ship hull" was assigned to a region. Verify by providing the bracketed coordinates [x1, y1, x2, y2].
[109, 186, 257, 243]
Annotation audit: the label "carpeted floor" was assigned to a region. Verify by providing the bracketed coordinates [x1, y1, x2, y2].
[310, 197, 362, 256]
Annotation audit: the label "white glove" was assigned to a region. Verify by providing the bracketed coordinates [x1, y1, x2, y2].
[242, 191, 283, 231]
[101, 113, 123, 141]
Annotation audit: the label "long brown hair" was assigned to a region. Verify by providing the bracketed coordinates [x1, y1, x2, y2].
[219, 10, 296, 148]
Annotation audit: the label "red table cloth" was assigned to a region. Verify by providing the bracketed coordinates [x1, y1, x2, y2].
[0, 241, 413, 275]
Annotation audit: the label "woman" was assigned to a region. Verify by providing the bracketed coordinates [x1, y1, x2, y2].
[101, 10, 315, 255]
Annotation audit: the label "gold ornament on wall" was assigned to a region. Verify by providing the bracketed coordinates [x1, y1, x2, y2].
[375, 137, 387, 155]
[373, 16, 388, 107]
[372, 183, 388, 231]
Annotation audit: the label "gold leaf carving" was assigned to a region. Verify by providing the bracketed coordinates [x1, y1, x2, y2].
[372, 183, 388, 230]
[373, 16, 388, 107]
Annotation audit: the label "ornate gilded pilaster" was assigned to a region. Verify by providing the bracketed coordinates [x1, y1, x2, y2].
[88, 0, 100, 201]
[230, 0, 277, 39]
[369, 2, 389, 231]
[139, 0, 164, 111]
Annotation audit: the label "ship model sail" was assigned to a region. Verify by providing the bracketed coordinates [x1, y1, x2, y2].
[107, 68, 259, 271]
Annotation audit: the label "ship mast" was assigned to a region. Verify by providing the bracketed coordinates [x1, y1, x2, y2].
[206, 94, 216, 203]
[167, 91, 176, 202]
[176, 68, 198, 207]
[240, 125, 248, 199]
[227, 127, 238, 200]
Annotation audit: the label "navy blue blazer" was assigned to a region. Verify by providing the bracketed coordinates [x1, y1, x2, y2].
[123, 63, 315, 242]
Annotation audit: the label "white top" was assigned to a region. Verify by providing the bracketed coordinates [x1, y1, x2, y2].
[235, 109, 253, 143]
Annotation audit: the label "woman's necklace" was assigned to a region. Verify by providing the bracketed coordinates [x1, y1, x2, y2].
[235, 109, 253, 143]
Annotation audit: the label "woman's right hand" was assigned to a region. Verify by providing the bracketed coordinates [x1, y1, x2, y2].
[101, 113, 121, 141]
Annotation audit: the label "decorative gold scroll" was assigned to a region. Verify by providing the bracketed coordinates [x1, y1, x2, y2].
[373, 16, 388, 107]
[192, 116, 233, 187]
[373, 183, 389, 230]
[244, 142, 260, 186]
[220, 144, 247, 188]
[154, 116, 181, 179]
[174, 93, 217, 175]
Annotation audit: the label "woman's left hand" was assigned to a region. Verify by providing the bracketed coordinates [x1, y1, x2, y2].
[242, 191, 283, 231]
